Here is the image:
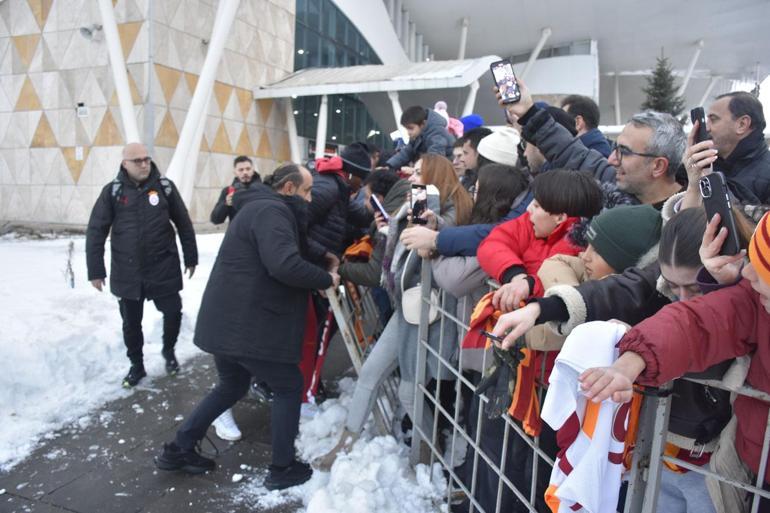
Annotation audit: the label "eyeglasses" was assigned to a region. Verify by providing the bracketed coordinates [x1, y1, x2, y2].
[126, 157, 151, 166]
[611, 142, 659, 165]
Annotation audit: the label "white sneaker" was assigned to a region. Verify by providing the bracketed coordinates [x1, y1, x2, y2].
[212, 408, 242, 441]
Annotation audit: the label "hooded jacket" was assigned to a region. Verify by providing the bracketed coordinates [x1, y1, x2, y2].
[386, 109, 456, 170]
[194, 187, 332, 363]
[86, 164, 197, 300]
[306, 167, 372, 262]
[210, 176, 261, 225]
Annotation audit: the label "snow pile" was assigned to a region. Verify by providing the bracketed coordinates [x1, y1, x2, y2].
[0, 233, 223, 471]
[235, 378, 448, 513]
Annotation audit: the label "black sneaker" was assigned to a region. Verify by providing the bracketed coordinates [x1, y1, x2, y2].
[122, 363, 146, 388]
[249, 381, 274, 403]
[155, 442, 215, 474]
[264, 460, 312, 490]
[162, 349, 180, 375]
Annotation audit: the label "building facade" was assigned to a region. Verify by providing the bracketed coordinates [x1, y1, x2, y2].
[0, 0, 295, 226]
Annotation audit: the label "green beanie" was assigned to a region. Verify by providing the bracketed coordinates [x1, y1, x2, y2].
[586, 205, 662, 273]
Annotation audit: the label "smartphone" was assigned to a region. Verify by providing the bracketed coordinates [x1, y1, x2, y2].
[690, 107, 711, 144]
[410, 184, 428, 225]
[490, 59, 521, 104]
[369, 194, 390, 221]
[699, 172, 740, 256]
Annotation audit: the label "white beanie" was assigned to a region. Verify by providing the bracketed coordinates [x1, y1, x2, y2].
[477, 127, 521, 167]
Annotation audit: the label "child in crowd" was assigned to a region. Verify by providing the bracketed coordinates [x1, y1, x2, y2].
[386, 106, 456, 171]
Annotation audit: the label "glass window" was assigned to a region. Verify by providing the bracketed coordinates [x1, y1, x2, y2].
[305, 30, 320, 67]
[306, 0, 321, 31]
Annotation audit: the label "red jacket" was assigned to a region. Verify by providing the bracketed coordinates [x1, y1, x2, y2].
[619, 279, 770, 483]
[477, 213, 581, 295]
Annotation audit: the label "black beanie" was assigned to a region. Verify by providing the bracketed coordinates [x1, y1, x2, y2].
[340, 142, 372, 178]
[586, 205, 662, 273]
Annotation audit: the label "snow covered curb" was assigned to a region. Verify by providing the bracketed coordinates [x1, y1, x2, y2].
[0, 233, 223, 471]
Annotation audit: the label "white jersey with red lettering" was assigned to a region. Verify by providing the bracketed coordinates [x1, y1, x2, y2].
[542, 321, 631, 513]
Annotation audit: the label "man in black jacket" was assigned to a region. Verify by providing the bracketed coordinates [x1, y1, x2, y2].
[156, 164, 339, 490]
[209, 155, 261, 224]
[86, 143, 197, 388]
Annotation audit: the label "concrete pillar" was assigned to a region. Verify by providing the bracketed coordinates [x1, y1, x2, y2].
[285, 98, 301, 163]
[462, 80, 480, 117]
[315, 95, 329, 159]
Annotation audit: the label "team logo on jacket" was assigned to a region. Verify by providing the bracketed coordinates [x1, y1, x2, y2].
[148, 190, 159, 206]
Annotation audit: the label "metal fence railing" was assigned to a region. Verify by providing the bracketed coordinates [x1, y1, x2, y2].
[325, 258, 770, 513]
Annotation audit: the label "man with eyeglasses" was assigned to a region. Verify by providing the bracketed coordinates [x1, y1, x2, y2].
[86, 142, 198, 388]
[499, 80, 687, 210]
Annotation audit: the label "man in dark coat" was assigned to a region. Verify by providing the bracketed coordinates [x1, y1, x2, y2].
[706, 91, 770, 204]
[156, 164, 338, 490]
[86, 142, 197, 388]
[209, 155, 261, 224]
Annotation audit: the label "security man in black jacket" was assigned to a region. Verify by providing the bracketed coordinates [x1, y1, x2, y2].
[86, 143, 197, 388]
[209, 155, 261, 224]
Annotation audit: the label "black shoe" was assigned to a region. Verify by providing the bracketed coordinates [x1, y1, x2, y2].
[122, 363, 146, 388]
[155, 442, 215, 474]
[249, 381, 274, 403]
[264, 460, 312, 490]
[162, 349, 180, 375]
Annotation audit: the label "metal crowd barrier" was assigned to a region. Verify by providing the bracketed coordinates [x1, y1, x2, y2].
[327, 281, 402, 435]
[406, 258, 770, 513]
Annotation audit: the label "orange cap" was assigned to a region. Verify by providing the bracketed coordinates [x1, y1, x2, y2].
[748, 212, 770, 286]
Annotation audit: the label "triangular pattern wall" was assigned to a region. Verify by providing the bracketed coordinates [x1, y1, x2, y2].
[0, 0, 295, 225]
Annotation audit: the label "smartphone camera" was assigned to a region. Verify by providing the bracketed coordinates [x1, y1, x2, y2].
[699, 176, 712, 199]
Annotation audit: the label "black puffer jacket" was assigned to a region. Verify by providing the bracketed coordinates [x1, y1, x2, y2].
[194, 187, 332, 363]
[306, 172, 371, 262]
[86, 165, 197, 300]
[520, 105, 616, 184]
[715, 129, 770, 204]
[210, 176, 261, 225]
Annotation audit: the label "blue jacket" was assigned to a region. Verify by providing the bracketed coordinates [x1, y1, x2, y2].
[579, 128, 612, 158]
[435, 189, 533, 257]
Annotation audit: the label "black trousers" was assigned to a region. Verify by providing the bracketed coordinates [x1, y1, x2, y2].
[175, 354, 303, 467]
[118, 293, 182, 364]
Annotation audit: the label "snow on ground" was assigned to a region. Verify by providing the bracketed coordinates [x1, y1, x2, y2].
[234, 378, 449, 513]
[0, 232, 223, 471]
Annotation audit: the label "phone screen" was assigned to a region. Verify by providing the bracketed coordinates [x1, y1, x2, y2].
[410, 185, 428, 225]
[491, 60, 521, 104]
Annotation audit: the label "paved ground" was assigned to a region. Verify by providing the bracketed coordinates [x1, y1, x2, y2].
[0, 337, 353, 513]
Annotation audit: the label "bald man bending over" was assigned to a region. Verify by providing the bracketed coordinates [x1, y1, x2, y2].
[86, 143, 198, 388]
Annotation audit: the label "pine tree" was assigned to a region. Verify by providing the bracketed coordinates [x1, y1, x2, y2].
[641, 54, 685, 118]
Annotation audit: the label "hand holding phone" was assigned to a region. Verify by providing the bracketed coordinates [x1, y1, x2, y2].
[490, 60, 521, 104]
[699, 172, 740, 256]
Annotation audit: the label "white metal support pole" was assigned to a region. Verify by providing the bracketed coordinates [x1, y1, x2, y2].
[393, 0, 402, 40]
[167, 0, 240, 203]
[285, 98, 301, 163]
[387, 90, 408, 142]
[98, 0, 140, 143]
[614, 72, 622, 126]
[423, 44, 429, 61]
[314, 95, 329, 159]
[520, 27, 552, 80]
[401, 11, 409, 50]
[415, 34, 423, 62]
[699, 75, 721, 106]
[386, 0, 395, 21]
[677, 39, 705, 97]
[408, 21, 416, 61]
[461, 80, 480, 117]
[458, 17, 469, 60]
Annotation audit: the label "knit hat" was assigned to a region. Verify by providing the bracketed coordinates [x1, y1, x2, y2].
[460, 114, 484, 133]
[586, 205, 662, 273]
[476, 127, 520, 167]
[749, 211, 770, 286]
[340, 142, 372, 178]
